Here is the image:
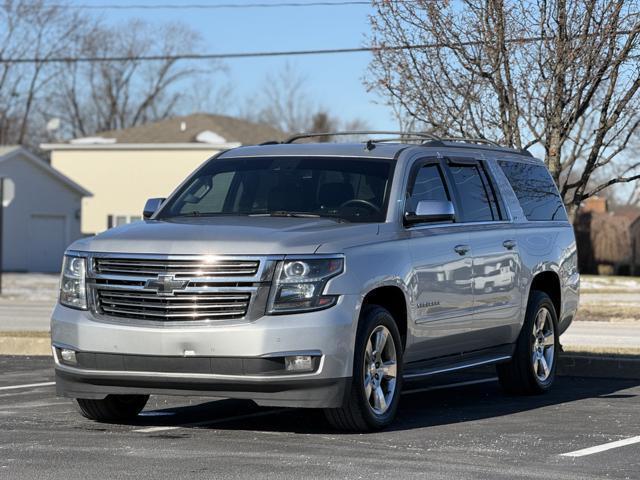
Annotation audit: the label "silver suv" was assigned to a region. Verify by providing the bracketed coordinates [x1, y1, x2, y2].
[52, 132, 580, 431]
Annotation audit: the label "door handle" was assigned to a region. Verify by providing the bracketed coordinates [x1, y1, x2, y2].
[503, 239, 517, 250]
[454, 244, 470, 256]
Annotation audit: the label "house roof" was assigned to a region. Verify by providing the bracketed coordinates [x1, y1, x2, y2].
[0, 146, 92, 197]
[46, 114, 285, 150]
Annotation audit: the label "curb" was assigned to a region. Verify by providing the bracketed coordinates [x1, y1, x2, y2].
[558, 353, 640, 380]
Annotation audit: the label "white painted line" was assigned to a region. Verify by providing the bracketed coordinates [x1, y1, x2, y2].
[133, 408, 288, 433]
[133, 381, 497, 434]
[132, 426, 181, 433]
[561, 436, 640, 457]
[0, 381, 55, 391]
[402, 377, 498, 395]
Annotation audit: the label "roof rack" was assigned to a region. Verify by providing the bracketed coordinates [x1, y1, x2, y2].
[439, 137, 501, 147]
[275, 130, 532, 157]
[284, 130, 443, 144]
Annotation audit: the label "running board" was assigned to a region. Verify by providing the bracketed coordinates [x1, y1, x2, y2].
[402, 345, 514, 380]
[403, 355, 511, 380]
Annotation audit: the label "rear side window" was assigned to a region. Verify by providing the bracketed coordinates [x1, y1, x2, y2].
[406, 164, 449, 213]
[498, 161, 568, 221]
[448, 162, 500, 222]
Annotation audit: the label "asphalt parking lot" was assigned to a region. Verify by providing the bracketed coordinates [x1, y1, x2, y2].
[1, 356, 639, 480]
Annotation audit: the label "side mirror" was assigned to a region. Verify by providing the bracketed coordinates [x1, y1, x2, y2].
[405, 200, 455, 225]
[143, 198, 165, 219]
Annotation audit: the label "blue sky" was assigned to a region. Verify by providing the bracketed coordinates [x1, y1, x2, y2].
[78, 1, 397, 129]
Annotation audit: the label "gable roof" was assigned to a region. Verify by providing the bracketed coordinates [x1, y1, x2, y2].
[0, 145, 21, 157]
[79, 113, 284, 145]
[0, 146, 92, 197]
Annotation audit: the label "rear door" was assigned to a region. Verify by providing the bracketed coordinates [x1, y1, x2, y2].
[445, 157, 522, 350]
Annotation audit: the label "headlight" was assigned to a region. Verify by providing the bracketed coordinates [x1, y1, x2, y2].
[59, 255, 87, 310]
[267, 257, 344, 314]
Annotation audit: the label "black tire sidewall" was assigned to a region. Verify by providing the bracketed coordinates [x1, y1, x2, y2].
[352, 306, 404, 429]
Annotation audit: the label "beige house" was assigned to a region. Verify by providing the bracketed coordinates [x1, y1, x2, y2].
[41, 114, 284, 235]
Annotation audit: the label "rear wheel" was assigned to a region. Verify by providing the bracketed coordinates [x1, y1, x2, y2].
[324, 305, 403, 431]
[497, 291, 559, 395]
[76, 394, 149, 422]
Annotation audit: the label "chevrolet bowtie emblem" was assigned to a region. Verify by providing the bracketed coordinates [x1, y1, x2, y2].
[145, 274, 189, 296]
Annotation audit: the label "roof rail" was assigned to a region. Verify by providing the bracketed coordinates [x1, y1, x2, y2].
[439, 137, 501, 147]
[437, 136, 533, 156]
[284, 130, 443, 144]
[277, 130, 533, 156]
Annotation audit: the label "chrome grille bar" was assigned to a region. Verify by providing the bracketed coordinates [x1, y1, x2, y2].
[94, 257, 260, 277]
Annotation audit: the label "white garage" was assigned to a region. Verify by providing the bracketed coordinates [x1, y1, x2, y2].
[0, 146, 91, 272]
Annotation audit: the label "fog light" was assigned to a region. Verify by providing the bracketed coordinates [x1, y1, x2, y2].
[60, 349, 77, 365]
[285, 355, 314, 372]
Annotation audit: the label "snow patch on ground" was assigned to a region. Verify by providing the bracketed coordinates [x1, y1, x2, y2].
[581, 275, 640, 292]
[0, 274, 59, 302]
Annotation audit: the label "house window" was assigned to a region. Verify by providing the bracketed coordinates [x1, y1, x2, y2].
[107, 215, 142, 229]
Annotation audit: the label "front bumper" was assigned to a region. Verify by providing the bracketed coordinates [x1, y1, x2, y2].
[51, 294, 360, 408]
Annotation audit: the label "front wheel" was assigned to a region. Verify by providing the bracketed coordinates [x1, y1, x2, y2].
[497, 291, 559, 395]
[76, 394, 149, 422]
[324, 305, 403, 431]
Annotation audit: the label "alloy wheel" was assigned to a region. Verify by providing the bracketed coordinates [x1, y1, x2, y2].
[531, 307, 555, 382]
[363, 325, 398, 415]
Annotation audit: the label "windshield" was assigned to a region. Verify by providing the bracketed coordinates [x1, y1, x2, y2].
[157, 156, 394, 223]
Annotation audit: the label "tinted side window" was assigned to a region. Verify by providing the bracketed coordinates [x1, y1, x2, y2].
[448, 162, 498, 222]
[498, 161, 568, 221]
[407, 164, 449, 213]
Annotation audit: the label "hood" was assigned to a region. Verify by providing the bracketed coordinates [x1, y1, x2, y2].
[69, 216, 380, 256]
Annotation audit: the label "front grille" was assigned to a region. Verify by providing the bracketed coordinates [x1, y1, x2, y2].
[94, 257, 260, 278]
[89, 255, 267, 324]
[96, 288, 251, 321]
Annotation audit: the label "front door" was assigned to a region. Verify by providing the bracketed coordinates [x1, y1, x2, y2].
[403, 159, 474, 362]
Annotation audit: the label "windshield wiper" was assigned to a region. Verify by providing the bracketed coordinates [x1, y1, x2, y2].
[249, 211, 321, 218]
[249, 211, 350, 223]
[170, 212, 241, 218]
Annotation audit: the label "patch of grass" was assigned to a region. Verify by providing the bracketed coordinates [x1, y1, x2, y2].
[576, 304, 640, 322]
[0, 331, 50, 338]
[563, 345, 640, 357]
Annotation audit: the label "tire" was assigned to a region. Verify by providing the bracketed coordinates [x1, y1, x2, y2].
[324, 305, 403, 432]
[497, 291, 559, 395]
[76, 394, 149, 422]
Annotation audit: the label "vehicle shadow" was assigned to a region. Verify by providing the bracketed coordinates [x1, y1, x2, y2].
[130, 372, 640, 435]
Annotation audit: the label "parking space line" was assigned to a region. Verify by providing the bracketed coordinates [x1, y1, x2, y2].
[132, 426, 181, 433]
[132, 381, 499, 434]
[133, 408, 288, 433]
[561, 436, 640, 457]
[0, 381, 55, 391]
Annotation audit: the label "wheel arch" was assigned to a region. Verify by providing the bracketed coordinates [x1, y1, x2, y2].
[361, 285, 408, 349]
[529, 270, 561, 319]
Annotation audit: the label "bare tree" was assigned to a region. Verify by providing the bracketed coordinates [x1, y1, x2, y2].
[244, 63, 370, 136]
[49, 19, 214, 138]
[0, 0, 86, 146]
[367, 0, 640, 217]
[242, 63, 315, 134]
